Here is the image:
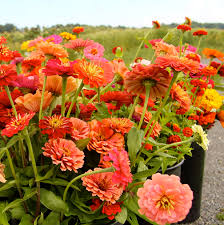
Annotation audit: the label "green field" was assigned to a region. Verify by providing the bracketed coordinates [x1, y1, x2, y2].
[1, 25, 224, 64]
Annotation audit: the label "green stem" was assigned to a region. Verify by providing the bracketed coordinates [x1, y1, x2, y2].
[66, 80, 84, 118]
[196, 37, 202, 54]
[97, 87, 100, 103]
[138, 84, 151, 129]
[4, 85, 17, 119]
[145, 137, 195, 164]
[5, 148, 28, 213]
[18, 136, 27, 167]
[179, 33, 184, 57]
[134, 29, 152, 61]
[88, 76, 119, 104]
[61, 167, 115, 220]
[128, 95, 140, 119]
[24, 128, 40, 217]
[39, 75, 47, 121]
[48, 96, 56, 116]
[61, 77, 68, 117]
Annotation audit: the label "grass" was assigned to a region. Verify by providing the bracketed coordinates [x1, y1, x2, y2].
[2, 26, 224, 64]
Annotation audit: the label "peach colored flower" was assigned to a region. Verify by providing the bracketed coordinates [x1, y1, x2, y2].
[137, 173, 193, 225]
[36, 42, 68, 58]
[124, 64, 171, 100]
[15, 90, 53, 112]
[153, 42, 178, 57]
[109, 59, 129, 79]
[81, 168, 123, 203]
[101, 118, 134, 135]
[42, 138, 84, 172]
[0, 163, 6, 183]
[155, 56, 199, 74]
[87, 120, 124, 154]
[134, 106, 161, 137]
[64, 38, 94, 52]
[39, 73, 77, 95]
[70, 117, 89, 141]
[104, 148, 133, 189]
[170, 83, 191, 111]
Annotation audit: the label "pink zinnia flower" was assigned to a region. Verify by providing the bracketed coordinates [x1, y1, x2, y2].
[44, 35, 63, 44]
[64, 38, 94, 51]
[70, 117, 89, 141]
[137, 173, 193, 225]
[42, 138, 84, 172]
[104, 148, 133, 189]
[81, 168, 123, 203]
[11, 74, 39, 90]
[84, 43, 105, 60]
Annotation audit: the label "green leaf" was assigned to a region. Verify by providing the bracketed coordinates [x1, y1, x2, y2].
[127, 127, 144, 162]
[147, 137, 166, 146]
[156, 152, 176, 158]
[124, 193, 157, 225]
[6, 135, 20, 148]
[3, 190, 37, 212]
[0, 202, 9, 225]
[61, 218, 73, 225]
[126, 210, 139, 225]
[19, 214, 33, 225]
[115, 206, 127, 224]
[10, 204, 25, 220]
[137, 161, 148, 181]
[75, 138, 90, 150]
[94, 102, 111, 119]
[0, 180, 16, 192]
[40, 188, 68, 212]
[34, 212, 44, 225]
[42, 212, 60, 225]
[133, 164, 161, 180]
[41, 178, 80, 191]
[0, 147, 7, 160]
[36, 167, 55, 182]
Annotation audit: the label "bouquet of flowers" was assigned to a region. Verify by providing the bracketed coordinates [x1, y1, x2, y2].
[0, 19, 223, 225]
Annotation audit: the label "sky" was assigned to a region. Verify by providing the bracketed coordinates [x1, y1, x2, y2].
[1, 0, 224, 28]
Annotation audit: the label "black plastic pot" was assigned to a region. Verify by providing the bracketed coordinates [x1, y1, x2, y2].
[180, 142, 205, 223]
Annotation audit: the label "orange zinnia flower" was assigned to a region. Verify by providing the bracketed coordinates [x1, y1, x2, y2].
[202, 48, 224, 62]
[152, 20, 160, 29]
[73, 59, 113, 88]
[153, 42, 178, 57]
[22, 57, 42, 76]
[170, 83, 191, 111]
[15, 90, 53, 112]
[110, 59, 129, 79]
[36, 42, 68, 58]
[87, 120, 124, 154]
[0, 64, 17, 86]
[124, 64, 171, 100]
[42, 138, 84, 172]
[155, 55, 199, 74]
[39, 73, 77, 95]
[217, 110, 224, 128]
[70, 117, 89, 141]
[72, 26, 84, 34]
[199, 66, 217, 77]
[81, 168, 123, 203]
[101, 118, 134, 135]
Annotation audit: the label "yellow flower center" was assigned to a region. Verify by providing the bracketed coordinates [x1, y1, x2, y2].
[49, 117, 63, 128]
[156, 195, 174, 210]
[0, 70, 5, 77]
[63, 147, 71, 156]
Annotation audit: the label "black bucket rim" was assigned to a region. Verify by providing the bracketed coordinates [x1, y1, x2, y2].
[158, 158, 184, 173]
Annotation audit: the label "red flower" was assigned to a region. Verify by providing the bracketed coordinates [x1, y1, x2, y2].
[148, 39, 163, 47]
[22, 57, 42, 76]
[79, 103, 97, 121]
[182, 127, 193, 137]
[1, 112, 35, 137]
[198, 112, 216, 126]
[199, 66, 217, 77]
[167, 135, 181, 145]
[42, 138, 84, 172]
[152, 21, 160, 29]
[72, 26, 84, 34]
[104, 148, 133, 189]
[43, 59, 75, 77]
[0, 36, 7, 45]
[100, 91, 133, 109]
[210, 61, 224, 77]
[193, 30, 208, 36]
[82, 89, 97, 99]
[0, 64, 17, 86]
[139, 94, 155, 108]
[112, 46, 123, 55]
[0, 46, 13, 62]
[39, 114, 72, 138]
[188, 114, 199, 120]
[177, 24, 191, 32]
[102, 202, 122, 220]
[173, 124, 181, 132]
[186, 53, 201, 62]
